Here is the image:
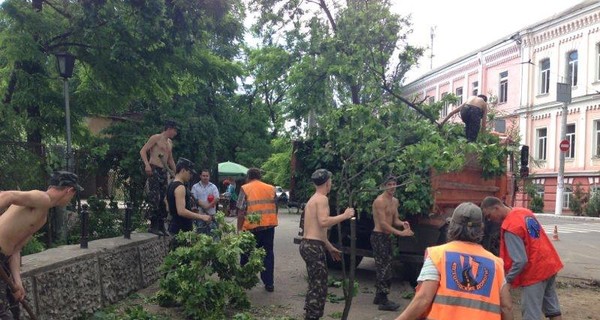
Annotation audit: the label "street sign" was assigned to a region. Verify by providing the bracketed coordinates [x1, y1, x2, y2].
[559, 139, 570, 152]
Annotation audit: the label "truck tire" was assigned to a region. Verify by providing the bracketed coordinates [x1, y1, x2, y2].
[326, 254, 363, 270]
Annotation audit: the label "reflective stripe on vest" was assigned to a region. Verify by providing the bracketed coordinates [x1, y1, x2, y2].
[242, 180, 277, 231]
[433, 294, 501, 313]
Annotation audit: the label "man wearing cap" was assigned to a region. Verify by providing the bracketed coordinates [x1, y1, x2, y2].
[481, 197, 563, 320]
[0, 171, 83, 319]
[440, 95, 488, 142]
[237, 168, 278, 292]
[166, 158, 212, 247]
[140, 120, 178, 235]
[396, 202, 513, 320]
[300, 169, 354, 320]
[191, 169, 219, 235]
[371, 176, 414, 311]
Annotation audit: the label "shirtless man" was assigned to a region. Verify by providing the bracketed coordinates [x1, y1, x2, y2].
[300, 169, 354, 320]
[440, 95, 488, 142]
[139, 120, 178, 235]
[371, 176, 414, 311]
[0, 171, 82, 319]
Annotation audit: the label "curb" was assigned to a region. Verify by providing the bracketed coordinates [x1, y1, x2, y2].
[535, 213, 600, 222]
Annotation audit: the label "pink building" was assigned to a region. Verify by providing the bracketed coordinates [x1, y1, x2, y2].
[404, 1, 600, 213]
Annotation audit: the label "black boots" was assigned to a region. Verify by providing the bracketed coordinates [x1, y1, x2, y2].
[148, 218, 168, 236]
[373, 293, 400, 311]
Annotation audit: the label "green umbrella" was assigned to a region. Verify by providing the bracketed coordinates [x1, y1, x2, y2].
[218, 161, 249, 177]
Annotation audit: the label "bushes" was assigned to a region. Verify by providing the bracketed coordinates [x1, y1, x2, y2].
[585, 192, 600, 217]
[156, 213, 265, 319]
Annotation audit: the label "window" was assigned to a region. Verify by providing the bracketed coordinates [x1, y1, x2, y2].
[441, 92, 449, 118]
[566, 124, 575, 159]
[591, 185, 600, 196]
[499, 71, 508, 103]
[472, 81, 479, 96]
[455, 87, 463, 105]
[567, 51, 578, 86]
[540, 59, 550, 94]
[428, 96, 435, 104]
[563, 184, 573, 209]
[536, 128, 547, 160]
[596, 44, 600, 80]
[595, 120, 600, 157]
[534, 184, 545, 198]
[494, 119, 506, 133]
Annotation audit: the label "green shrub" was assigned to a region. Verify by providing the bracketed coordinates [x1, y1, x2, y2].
[21, 234, 46, 256]
[156, 213, 266, 320]
[569, 183, 587, 216]
[585, 193, 600, 217]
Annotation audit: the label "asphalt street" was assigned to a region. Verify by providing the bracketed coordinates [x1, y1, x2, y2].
[536, 214, 600, 281]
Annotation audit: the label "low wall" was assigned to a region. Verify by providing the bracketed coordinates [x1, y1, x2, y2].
[18, 233, 169, 320]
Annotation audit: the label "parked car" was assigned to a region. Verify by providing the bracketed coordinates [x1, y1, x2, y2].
[275, 186, 289, 205]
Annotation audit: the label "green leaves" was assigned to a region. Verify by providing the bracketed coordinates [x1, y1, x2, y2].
[158, 214, 266, 319]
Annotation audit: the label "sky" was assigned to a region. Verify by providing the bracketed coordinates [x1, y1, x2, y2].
[393, 0, 587, 82]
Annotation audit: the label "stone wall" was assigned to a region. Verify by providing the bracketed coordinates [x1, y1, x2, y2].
[17, 233, 169, 320]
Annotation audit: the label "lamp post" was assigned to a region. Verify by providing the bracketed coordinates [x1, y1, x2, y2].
[55, 52, 76, 172]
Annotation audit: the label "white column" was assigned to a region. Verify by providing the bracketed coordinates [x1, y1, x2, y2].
[548, 110, 558, 169]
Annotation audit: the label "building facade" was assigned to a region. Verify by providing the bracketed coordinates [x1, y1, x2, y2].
[403, 1, 600, 213]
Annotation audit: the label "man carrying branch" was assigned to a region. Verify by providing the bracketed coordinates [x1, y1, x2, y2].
[300, 169, 355, 320]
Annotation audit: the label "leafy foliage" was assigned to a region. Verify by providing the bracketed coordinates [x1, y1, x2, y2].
[569, 183, 587, 216]
[525, 183, 544, 213]
[156, 213, 266, 320]
[585, 191, 600, 217]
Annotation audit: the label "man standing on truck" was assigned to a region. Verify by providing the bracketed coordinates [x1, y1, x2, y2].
[481, 197, 563, 320]
[440, 95, 488, 142]
[300, 169, 355, 320]
[395, 202, 513, 320]
[371, 175, 415, 311]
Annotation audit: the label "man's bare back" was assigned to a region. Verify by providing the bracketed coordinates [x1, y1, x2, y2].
[0, 191, 52, 256]
[303, 193, 330, 242]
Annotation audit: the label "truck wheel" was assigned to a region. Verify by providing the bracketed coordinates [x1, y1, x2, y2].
[327, 254, 363, 270]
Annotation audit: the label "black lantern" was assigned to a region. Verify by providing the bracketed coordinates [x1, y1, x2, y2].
[55, 52, 76, 79]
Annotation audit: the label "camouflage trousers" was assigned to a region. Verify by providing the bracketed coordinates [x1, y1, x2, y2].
[146, 165, 168, 220]
[0, 253, 17, 320]
[299, 239, 328, 320]
[371, 231, 393, 295]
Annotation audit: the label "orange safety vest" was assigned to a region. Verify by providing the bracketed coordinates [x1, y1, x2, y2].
[241, 180, 277, 231]
[425, 241, 504, 320]
[500, 207, 563, 287]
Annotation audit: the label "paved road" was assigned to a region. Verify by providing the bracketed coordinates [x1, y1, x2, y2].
[536, 214, 600, 281]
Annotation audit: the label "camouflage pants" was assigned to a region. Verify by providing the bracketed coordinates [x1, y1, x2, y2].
[371, 231, 393, 295]
[146, 165, 168, 220]
[0, 254, 17, 320]
[299, 239, 328, 320]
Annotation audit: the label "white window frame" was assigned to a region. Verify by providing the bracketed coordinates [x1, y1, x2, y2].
[472, 81, 479, 96]
[499, 71, 508, 103]
[540, 58, 550, 94]
[455, 87, 463, 105]
[535, 184, 545, 198]
[566, 124, 576, 159]
[536, 128, 547, 160]
[563, 184, 573, 209]
[567, 51, 578, 87]
[441, 92, 449, 118]
[596, 43, 600, 81]
[595, 120, 600, 157]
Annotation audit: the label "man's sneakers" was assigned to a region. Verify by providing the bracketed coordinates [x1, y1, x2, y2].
[265, 285, 274, 292]
[373, 293, 400, 311]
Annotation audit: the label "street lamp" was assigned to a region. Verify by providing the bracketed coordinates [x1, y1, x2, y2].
[55, 52, 76, 172]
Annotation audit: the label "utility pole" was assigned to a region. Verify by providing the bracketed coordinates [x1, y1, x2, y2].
[430, 26, 436, 70]
[555, 83, 571, 215]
